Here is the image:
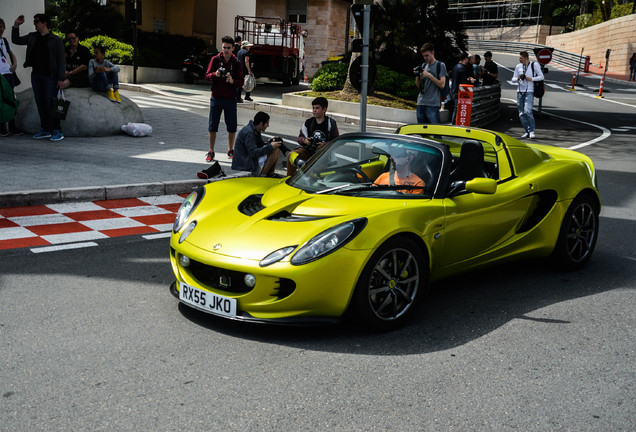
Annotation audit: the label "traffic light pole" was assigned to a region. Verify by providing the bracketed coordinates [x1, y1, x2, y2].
[359, 5, 370, 132]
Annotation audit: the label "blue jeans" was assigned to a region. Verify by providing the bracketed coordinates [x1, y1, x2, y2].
[517, 91, 535, 133]
[208, 97, 237, 133]
[31, 73, 60, 132]
[91, 70, 119, 92]
[416, 105, 441, 124]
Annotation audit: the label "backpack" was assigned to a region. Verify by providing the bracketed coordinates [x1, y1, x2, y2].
[531, 62, 545, 99]
[436, 61, 450, 100]
[0, 74, 17, 123]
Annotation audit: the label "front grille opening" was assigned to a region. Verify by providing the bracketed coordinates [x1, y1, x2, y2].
[188, 259, 253, 293]
[238, 194, 265, 216]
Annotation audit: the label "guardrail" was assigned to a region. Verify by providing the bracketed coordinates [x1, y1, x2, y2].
[468, 40, 586, 71]
[460, 82, 501, 127]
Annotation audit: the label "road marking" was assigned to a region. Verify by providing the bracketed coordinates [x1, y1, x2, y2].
[143, 232, 172, 240]
[501, 97, 611, 150]
[31, 242, 99, 253]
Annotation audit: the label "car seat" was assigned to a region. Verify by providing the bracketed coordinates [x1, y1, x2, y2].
[448, 140, 488, 183]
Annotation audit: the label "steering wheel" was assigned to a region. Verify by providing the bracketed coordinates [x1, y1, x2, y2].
[340, 166, 373, 183]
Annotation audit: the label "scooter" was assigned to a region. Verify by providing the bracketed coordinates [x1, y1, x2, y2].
[182, 51, 214, 84]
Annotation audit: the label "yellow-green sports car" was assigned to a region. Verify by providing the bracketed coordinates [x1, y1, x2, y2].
[169, 125, 600, 330]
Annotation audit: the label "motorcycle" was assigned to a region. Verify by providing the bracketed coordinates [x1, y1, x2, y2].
[182, 51, 214, 84]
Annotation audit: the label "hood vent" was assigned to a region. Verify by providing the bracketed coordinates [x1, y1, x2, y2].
[268, 211, 326, 222]
[238, 194, 265, 216]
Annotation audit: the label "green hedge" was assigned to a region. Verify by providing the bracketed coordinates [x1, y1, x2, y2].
[310, 62, 419, 100]
[81, 36, 134, 65]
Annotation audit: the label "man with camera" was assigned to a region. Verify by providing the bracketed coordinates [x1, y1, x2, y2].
[286, 97, 339, 176]
[512, 51, 544, 139]
[232, 111, 284, 177]
[205, 35, 244, 162]
[413, 43, 447, 125]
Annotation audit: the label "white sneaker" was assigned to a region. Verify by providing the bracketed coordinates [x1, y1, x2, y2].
[529, 131, 536, 139]
[521, 132, 529, 139]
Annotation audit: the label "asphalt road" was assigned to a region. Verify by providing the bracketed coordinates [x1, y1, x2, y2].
[1, 55, 635, 431]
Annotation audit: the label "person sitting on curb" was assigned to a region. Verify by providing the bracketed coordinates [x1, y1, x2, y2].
[232, 111, 282, 177]
[88, 45, 121, 103]
[374, 147, 425, 194]
[286, 96, 339, 176]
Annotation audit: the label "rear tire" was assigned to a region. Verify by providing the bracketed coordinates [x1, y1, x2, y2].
[552, 193, 599, 270]
[348, 237, 427, 331]
[184, 72, 195, 84]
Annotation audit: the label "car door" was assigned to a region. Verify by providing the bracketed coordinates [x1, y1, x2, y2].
[438, 142, 539, 267]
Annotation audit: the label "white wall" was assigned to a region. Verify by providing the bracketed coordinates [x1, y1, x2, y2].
[0, 0, 45, 89]
[216, 0, 255, 49]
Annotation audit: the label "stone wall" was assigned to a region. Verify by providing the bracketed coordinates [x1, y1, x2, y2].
[546, 15, 636, 76]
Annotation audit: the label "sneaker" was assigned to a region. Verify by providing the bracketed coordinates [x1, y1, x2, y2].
[236, 98, 244, 103]
[245, 96, 253, 102]
[33, 129, 52, 139]
[205, 151, 214, 162]
[107, 88, 117, 102]
[529, 131, 536, 139]
[113, 89, 122, 103]
[227, 149, 234, 159]
[520, 132, 529, 139]
[50, 130, 64, 141]
[8, 127, 24, 136]
[0, 126, 9, 137]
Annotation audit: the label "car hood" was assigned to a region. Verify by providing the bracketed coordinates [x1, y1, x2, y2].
[181, 178, 408, 260]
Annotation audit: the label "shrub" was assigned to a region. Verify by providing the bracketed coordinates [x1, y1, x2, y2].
[375, 65, 419, 100]
[81, 35, 134, 65]
[310, 63, 348, 91]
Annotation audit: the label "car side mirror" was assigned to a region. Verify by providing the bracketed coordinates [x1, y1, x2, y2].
[466, 178, 497, 194]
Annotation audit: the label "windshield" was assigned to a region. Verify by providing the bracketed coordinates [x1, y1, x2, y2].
[288, 136, 443, 198]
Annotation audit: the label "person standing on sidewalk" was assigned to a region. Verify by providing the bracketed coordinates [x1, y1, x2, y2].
[205, 35, 244, 162]
[512, 51, 544, 139]
[629, 53, 636, 81]
[482, 51, 499, 86]
[450, 53, 476, 125]
[0, 18, 23, 136]
[236, 40, 253, 102]
[413, 42, 447, 125]
[12, 13, 66, 141]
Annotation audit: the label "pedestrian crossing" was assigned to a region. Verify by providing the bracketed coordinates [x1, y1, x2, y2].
[0, 195, 186, 252]
[128, 94, 210, 112]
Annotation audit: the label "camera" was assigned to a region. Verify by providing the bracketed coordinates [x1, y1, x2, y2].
[518, 74, 526, 80]
[268, 136, 289, 155]
[218, 66, 230, 79]
[414, 65, 423, 74]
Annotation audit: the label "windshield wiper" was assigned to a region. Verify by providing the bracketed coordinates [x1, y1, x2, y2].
[317, 183, 426, 194]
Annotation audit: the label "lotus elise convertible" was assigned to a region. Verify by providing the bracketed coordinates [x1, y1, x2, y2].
[169, 125, 600, 330]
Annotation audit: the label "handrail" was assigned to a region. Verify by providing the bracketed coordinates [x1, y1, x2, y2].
[468, 40, 585, 71]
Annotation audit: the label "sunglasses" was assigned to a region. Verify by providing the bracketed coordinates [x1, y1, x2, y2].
[67, 36, 77, 41]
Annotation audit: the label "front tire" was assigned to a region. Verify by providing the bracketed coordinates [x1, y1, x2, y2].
[349, 237, 427, 331]
[552, 193, 599, 270]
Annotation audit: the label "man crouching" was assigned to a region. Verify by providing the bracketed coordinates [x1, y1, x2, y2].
[232, 111, 282, 177]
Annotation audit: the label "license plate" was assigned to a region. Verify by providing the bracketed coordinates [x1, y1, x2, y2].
[179, 282, 237, 318]
[182, 67, 187, 72]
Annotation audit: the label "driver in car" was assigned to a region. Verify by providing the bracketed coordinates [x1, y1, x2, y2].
[373, 148, 425, 194]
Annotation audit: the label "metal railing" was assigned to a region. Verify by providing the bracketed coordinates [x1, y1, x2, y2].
[469, 83, 502, 127]
[468, 40, 585, 71]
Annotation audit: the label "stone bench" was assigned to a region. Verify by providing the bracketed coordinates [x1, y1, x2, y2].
[15, 87, 144, 137]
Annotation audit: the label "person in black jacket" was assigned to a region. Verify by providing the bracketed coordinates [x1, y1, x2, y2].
[450, 53, 476, 125]
[12, 13, 66, 141]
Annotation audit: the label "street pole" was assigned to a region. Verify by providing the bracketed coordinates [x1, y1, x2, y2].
[576, 47, 584, 86]
[359, 5, 370, 132]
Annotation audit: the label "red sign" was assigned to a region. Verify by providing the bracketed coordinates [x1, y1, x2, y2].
[537, 48, 552, 65]
[455, 85, 473, 127]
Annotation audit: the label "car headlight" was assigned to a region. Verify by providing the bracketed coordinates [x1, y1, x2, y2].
[290, 218, 367, 265]
[173, 188, 204, 233]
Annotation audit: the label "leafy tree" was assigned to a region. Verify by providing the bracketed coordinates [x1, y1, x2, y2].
[373, 0, 468, 74]
[45, 0, 129, 39]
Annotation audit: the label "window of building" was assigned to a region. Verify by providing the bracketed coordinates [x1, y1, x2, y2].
[287, 0, 307, 23]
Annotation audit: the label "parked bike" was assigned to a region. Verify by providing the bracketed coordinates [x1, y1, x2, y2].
[182, 51, 215, 84]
